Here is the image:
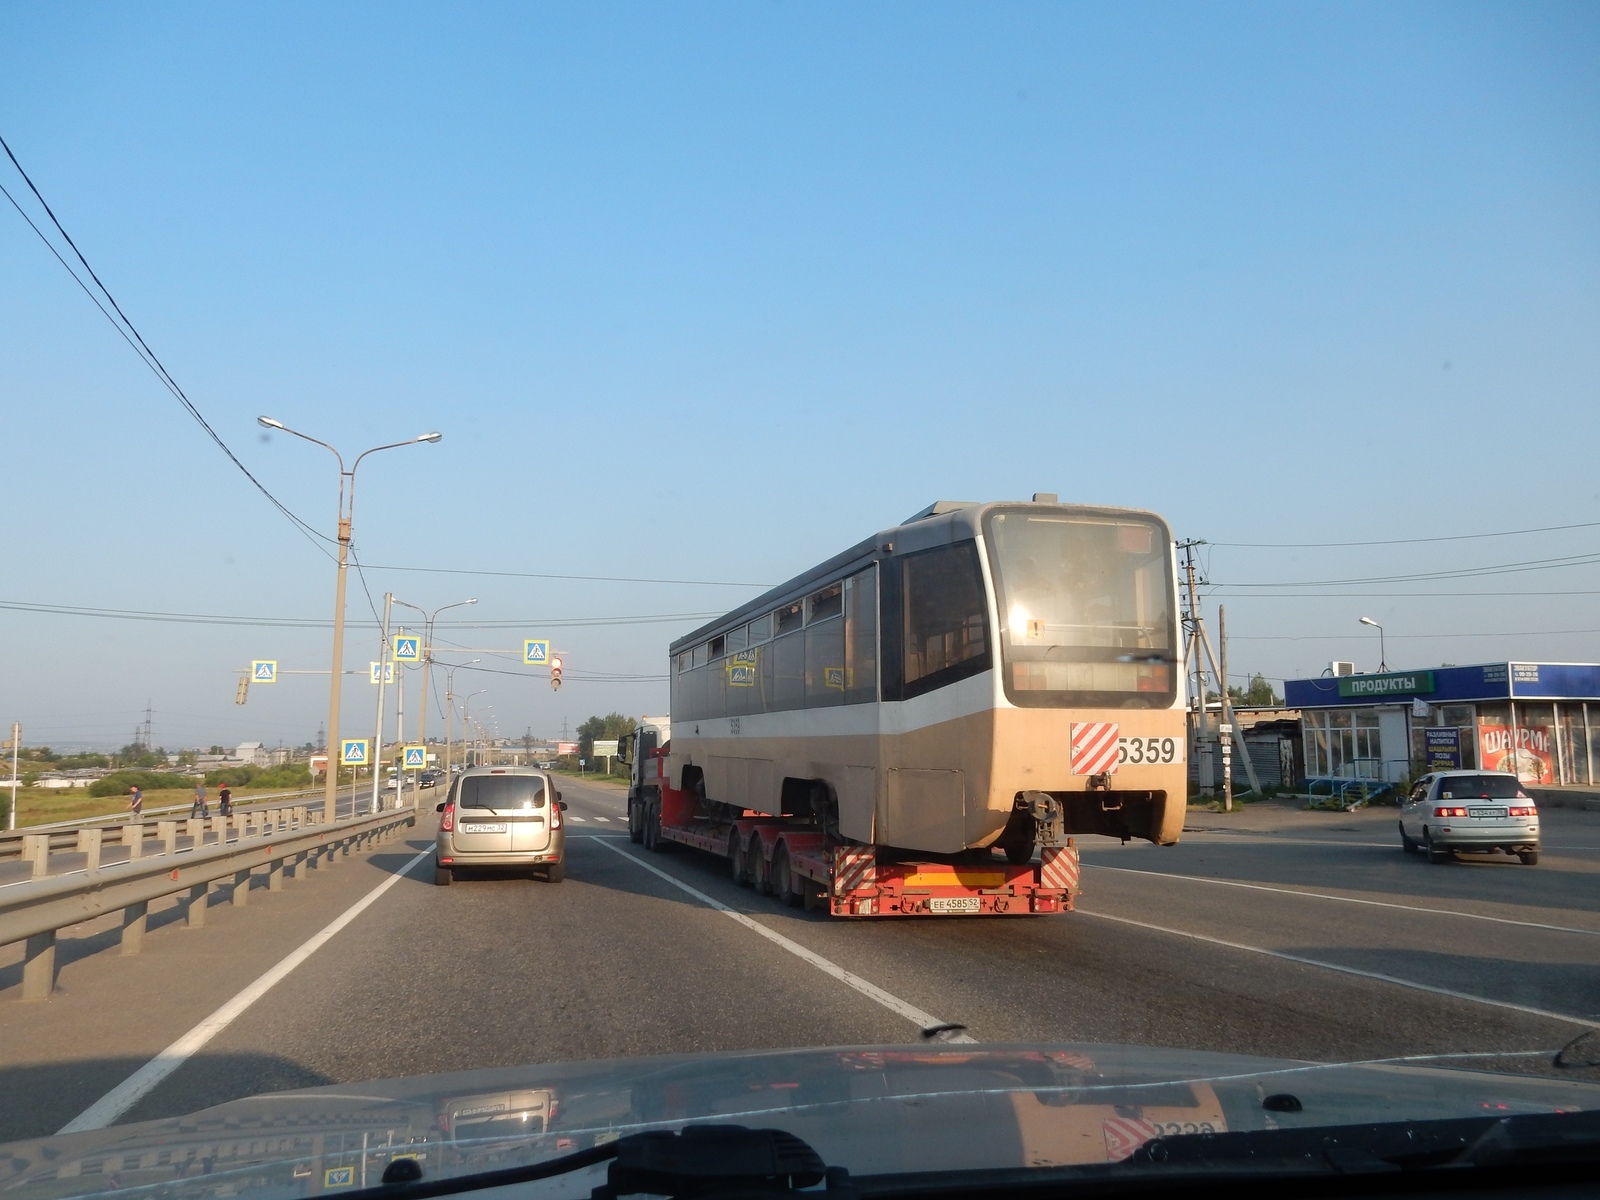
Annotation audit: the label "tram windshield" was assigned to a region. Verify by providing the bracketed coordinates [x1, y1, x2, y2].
[984, 509, 1176, 708]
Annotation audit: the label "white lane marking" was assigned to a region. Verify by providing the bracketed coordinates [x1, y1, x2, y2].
[59, 847, 433, 1133]
[567, 815, 587, 822]
[592, 838, 975, 1042]
[1078, 908, 1594, 1027]
[593, 816, 611, 822]
[1087, 864, 1600, 938]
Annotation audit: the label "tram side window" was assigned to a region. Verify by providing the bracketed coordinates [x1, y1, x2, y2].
[844, 567, 877, 704]
[900, 541, 992, 700]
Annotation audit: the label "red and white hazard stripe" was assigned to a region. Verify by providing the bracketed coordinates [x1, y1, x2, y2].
[833, 845, 876, 895]
[1070, 721, 1120, 775]
[1040, 844, 1080, 892]
[1101, 1117, 1161, 1162]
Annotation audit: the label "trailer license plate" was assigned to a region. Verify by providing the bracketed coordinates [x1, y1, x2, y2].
[1468, 808, 1502, 818]
[461, 823, 507, 833]
[928, 897, 981, 914]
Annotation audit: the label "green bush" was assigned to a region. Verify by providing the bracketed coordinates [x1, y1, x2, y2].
[88, 770, 200, 797]
[203, 764, 313, 789]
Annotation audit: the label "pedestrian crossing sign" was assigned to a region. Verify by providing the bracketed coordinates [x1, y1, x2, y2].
[392, 636, 421, 662]
[524, 639, 550, 665]
[340, 738, 369, 766]
[251, 660, 277, 683]
[370, 661, 394, 684]
[403, 745, 426, 769]
[324, 1167, 354, 1188]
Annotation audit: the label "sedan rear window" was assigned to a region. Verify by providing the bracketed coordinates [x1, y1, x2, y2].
[1439, 775, 1527, 800]
[458, 776, 545, 810]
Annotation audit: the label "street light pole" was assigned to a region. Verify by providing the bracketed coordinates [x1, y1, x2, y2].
[369, 591, 394, 815]
[393, 597, 476, 795]
[1359, 616, 1387, 672]
[258, 417, 441, 822]
[440, 660, 479, 778]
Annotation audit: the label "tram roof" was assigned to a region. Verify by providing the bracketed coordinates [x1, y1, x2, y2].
[669, 498, 1168, 655]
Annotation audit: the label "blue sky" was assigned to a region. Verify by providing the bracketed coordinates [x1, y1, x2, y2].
[1, 1, 1596, 749]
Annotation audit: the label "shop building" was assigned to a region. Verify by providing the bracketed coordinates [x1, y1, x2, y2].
[1283, 662, 1600, 787]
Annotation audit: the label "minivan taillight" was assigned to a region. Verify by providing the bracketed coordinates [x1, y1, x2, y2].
[1508, 806, 1537, 816]
[1434, 806, 1468, 817]
[440, 802, 455, 832]
[549, 801, 562, 830]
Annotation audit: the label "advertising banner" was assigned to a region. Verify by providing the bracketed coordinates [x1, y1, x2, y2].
[1423, 728, 1461, 771]
[1479, 723, 1554, 783]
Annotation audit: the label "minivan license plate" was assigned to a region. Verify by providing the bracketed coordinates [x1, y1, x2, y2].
[1468, 807, 1501, 818]
[928, 897, 981, 914]
[461, 822, 507, 834]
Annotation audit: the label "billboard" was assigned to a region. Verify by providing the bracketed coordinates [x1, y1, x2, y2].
[1478, 723, 1553, 783]
[557, 741, 579, 755]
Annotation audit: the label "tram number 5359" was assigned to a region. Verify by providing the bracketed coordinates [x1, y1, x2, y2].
[1117, 736, 1181, 765]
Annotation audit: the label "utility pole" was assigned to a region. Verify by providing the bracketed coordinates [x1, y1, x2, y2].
[1219, 605, 1233, 812]
[1177, 539, 1210, 795]
[393, 627, 406, 813]
[370, 592, 393, 816]
[8, 722, 18, 832]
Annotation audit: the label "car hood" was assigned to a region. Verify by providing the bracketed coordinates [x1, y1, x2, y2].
[5, 1042, 1598, 1199]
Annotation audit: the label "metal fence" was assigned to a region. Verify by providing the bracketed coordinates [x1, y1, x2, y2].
[0, 801, 418, 1001]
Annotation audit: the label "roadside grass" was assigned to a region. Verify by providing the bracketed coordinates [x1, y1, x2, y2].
[3, 783, 321, 829]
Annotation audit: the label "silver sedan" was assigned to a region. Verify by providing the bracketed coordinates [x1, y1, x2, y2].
[1399, 770, 1540, 865]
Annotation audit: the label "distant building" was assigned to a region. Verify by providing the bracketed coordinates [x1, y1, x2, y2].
[269, 746, 291, 766]
[235, 741, 270, 767]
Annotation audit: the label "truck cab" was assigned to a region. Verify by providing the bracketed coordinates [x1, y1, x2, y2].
[618, 716, 671, 845]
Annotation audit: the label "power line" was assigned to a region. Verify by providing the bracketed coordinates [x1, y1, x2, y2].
[1231, 627, 1600, 642]
[0, 132, 334, 559]
[1207, 589, 1600, 599]
[0, 597, 723, 629]
[361, 563, 772, 588]
[1210, 518, 1600, 549]
[1214, 549, 1600, 589]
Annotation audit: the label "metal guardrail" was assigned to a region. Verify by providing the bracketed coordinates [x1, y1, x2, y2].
[1, 802, 419, 1001]
[0, 788, 362, 866]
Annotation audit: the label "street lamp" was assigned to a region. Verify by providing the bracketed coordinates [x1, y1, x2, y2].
[461, 689, 487, 768]
[392, 596, 476, 804]
[257, 417, 442, 821]
[440, 660, 480, 776]
[1359, 616, 1388, 673]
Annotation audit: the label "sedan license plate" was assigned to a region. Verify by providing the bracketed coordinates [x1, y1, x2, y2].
[460, 822, 507, 834]
[928, 897, 981, 914]
[1468, 807, 1503, 818]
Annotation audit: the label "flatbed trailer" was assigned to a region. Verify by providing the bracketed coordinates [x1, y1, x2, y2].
[633, 746, 1080, 918]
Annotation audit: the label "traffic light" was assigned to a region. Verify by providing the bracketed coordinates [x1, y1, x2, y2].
[235, 675, 250, 705]
[550, 656, 562, 691]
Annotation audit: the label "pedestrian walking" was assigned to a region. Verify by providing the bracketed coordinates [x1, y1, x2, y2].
[217, 780, 232, 817]
[191, 780, 210, 819]
[128, 785, 143, 818]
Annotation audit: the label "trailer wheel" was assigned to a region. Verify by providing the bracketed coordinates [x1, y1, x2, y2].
[751, 840, 773, 894]
[772, 844, 803, 908]
[646, 800, 673, 854]
[729, 829, 751, 886]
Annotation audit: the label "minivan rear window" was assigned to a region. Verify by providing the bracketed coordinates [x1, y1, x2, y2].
[458, 776, 546, 809]
[1439, 775, 1526, 800]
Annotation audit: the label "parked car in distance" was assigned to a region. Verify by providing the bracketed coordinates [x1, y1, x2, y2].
[536, 759, 556, 769]
[435, 765, 567, 885]
[1399, 770, 1540, 864]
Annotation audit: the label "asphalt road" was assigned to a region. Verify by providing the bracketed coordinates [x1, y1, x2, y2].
[2, 778, 1597, 1143]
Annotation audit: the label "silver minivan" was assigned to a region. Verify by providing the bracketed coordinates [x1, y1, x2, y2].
[1399, 770, 1540, 865]
[435, 765, 567, 884]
